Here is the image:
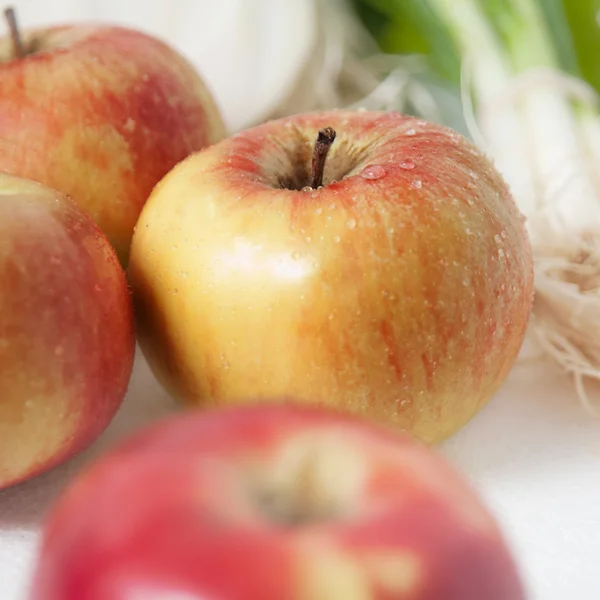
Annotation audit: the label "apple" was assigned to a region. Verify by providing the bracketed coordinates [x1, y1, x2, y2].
[128, 109, 534, 444]
[29, 403, 526, 600]
[0, 172, 135, 490]
[0, 7, 226, 265]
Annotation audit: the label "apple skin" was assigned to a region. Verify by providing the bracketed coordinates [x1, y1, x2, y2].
[128, 110, 534, 444]
[0, 23, 226, 265]
[0, 173, 135, 490]
[29, 403, 526, 600]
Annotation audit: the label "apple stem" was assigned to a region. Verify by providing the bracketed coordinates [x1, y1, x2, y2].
[4, 7, 25, 59]
[309, 127, 336, 189]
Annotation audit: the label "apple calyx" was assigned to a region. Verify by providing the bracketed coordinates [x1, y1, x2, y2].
[309, 126, 336, 189]
[254, 445, 342, 527]
[3, 6, 26, 59]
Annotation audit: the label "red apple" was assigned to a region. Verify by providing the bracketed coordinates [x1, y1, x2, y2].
[29, 403, 526, 600]
[128, 109, 534, 443]
[0, 172, 135, 490]
[0, 8, 226, 265]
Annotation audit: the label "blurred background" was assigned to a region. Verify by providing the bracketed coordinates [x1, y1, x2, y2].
[8, 0, 599, 134]
[11, 0, 597, 133]
[7, 0, 600, 394]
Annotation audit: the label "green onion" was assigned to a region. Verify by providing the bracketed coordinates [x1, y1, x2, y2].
[350, 0, 600, 409]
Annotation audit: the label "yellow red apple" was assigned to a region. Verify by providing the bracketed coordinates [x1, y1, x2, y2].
[0, 172, 135, 490]
[29, 403, 526, 600]
[128, 109, 534, 443]
[0, 8, 226, 265]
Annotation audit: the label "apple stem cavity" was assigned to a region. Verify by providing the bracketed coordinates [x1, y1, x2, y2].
[309, 127, 336, 189]
[255, 447, 342, 527]
[3, 6, 25, 59]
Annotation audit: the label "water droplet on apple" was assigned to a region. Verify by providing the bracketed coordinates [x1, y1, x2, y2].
[360, 165, 386, 180]
[494, 234, 502, 243]
[405, 128, 416, 136]
[469, 169, 480, 180]
[292, 251, 301, 260]
[301, 186, 312, 193]
[500, 229, 507, 239]
[410, 179, 423, 189]
[467, 198, 474, 206]
[388, 228, 395, 234]
[313, 207, 323, 216]
[399, 160, 415, 170]
[465, 228, 473, 235]
[329, 202, 336, 209]
[498, 248, 505, 259]
[333, 235, 341, 243]
[500, 283, 506, 291]
[346, 218, 357, 229]
[462, 279, 470, 286]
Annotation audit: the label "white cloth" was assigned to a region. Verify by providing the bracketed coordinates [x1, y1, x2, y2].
[2, 349, 600, 600]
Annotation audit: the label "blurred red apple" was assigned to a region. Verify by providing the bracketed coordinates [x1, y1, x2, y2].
[0, 172, 135, 490]
[128, 109, 534, 443]
[29, 402, 526, 600]
[0, 8, 226, 265]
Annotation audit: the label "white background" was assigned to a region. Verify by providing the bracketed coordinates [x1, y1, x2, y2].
[2, 1, 600, 598]
[3, 347, 600, 600]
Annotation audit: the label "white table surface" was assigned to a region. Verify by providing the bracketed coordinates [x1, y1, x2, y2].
[1, 344, 600, 600]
